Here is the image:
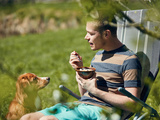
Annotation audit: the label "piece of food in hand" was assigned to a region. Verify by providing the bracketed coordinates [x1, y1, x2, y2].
[75, 67, 96, 79]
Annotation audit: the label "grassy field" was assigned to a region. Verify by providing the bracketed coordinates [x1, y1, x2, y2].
[0, 19, 160, 120]
[0, 26, 98, 119]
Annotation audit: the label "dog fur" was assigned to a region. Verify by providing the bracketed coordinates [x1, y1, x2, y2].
[6, 73, 50, 120]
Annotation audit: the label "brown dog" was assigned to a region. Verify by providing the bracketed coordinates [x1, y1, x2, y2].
[6, 73, 50, 120]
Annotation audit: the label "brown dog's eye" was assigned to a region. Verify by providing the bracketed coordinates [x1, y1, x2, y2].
[33, 77, 37, 83]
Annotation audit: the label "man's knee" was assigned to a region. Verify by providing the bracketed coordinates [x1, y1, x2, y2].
[39, 115, 58, 120]
[20, 112, 44, 120]
[20, 113, 31, 120]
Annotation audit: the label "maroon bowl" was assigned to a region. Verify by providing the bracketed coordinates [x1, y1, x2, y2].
[76, 67, 96, 79]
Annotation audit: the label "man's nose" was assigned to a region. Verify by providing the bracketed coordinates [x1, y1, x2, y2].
[85, 34, 89, 40]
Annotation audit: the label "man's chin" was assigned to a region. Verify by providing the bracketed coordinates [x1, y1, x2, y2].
[91, 47, 98, 51]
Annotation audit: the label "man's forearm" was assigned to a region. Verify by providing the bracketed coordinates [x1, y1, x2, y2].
[90, 87, 141, 111]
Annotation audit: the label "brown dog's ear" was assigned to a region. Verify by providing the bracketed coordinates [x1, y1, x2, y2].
[16, 74, 30, 93]
[15, 75, 30, 104]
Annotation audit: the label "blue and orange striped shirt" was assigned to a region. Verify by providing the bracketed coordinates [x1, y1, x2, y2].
[79, 45, 142, 107]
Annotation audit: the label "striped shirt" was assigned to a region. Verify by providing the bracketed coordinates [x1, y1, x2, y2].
[79, 45, 142, 107]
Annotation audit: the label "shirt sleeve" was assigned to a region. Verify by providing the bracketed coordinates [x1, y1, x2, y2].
[122, 55, 142, 88]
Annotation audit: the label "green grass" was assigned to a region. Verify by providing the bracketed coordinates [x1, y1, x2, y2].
[0, 26, 160, 119]
[0, 26, 97, 119]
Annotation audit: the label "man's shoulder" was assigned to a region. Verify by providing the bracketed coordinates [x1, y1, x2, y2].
[118, 45, 136, 57]
[95, 47, 136, 57]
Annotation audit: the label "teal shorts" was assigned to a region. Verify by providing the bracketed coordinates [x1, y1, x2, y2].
[39, 103, 103, 120]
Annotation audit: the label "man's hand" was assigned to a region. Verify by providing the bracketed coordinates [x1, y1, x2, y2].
[76, 73, 98, 94]
[69, 51, 83, 69]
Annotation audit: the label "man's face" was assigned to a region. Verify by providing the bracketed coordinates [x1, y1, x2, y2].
[85, 21, 106, 50]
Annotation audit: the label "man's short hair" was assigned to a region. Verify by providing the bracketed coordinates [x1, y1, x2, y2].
[97, 17, 117, 35]
[86, 14, 117, 36]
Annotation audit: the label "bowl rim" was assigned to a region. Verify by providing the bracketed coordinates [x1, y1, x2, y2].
[75, 67, 96, 72]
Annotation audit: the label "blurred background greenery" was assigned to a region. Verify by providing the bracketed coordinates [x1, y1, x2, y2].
[0, 0, 160, 119]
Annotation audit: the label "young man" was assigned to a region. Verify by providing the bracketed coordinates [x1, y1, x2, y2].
[20, 18, 142, 120]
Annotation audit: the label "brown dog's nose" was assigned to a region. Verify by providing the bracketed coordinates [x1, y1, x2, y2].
[47, 77, 50, 81]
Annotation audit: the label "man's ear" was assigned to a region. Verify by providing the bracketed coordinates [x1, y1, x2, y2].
[103, 30, 111, 38]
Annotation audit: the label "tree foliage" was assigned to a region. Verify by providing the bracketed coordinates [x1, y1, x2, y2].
[77, 0, 160, 40]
